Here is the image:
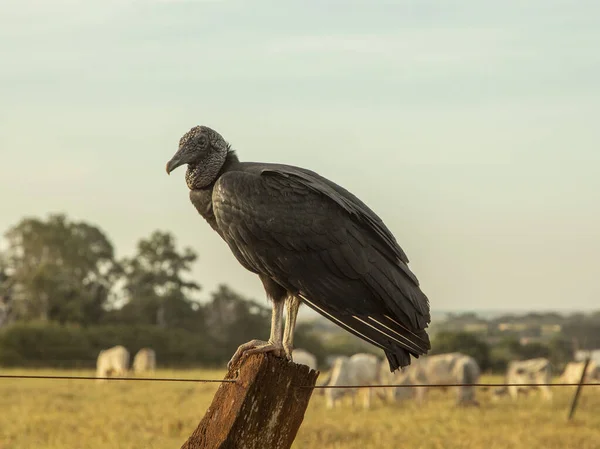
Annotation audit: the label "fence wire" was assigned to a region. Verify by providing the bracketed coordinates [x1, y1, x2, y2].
[0, 374, 235, 383]
[1, 374, 599, 389]
[306, 382, 600, 389]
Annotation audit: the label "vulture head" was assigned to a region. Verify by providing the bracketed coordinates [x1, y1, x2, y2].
[166, 125, 231, 188]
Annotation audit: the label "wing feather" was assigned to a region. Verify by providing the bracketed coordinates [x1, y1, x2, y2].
[261, 167, 411, 263]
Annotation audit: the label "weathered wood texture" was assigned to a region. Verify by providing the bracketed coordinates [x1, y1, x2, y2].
[181, 353, 319, 449]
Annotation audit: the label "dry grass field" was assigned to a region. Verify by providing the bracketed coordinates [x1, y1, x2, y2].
[1, 368, 599, 449]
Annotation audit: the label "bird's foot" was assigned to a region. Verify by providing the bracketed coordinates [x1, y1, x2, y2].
[227, 339, 285, 370]
[283, 342, 294, 362]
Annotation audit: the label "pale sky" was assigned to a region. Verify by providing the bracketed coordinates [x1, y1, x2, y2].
[1, 0, 599, 317]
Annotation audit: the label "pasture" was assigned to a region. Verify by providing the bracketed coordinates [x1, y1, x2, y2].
[1, 368, 599, 449]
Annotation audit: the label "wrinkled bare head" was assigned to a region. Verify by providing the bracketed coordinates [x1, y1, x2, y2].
[166, 126, 229, 174]
[166, 125, 231, 189]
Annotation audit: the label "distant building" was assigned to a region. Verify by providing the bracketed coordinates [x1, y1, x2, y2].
[463, 323, 489, 333]
[497, 322, 529, 332]
[520, 336, 545, 345]
[540, 324, 562, 335]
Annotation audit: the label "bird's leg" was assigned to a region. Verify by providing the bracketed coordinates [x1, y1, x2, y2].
[227, 300, 285, 369]
[282, 295, 301, 361]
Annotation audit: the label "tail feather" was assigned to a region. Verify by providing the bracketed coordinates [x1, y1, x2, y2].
[366, 258, 431, 329]
[299, 294, 430, 372]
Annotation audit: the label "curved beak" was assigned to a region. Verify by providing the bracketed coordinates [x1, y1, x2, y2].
[166, 150, 186, 175]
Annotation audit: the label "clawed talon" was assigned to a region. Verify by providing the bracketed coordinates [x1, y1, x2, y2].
[226, 296, 301, 370]
[245, 342, 285, 358]
[227, 339, 285, 370]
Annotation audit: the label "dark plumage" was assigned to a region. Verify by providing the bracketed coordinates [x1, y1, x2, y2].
[166, 125, 431, 371]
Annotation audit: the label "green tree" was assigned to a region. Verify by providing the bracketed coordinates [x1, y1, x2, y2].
[561, 315, 600, 350]
[489, 336, 558, 372]
[119, 231, 201, 329]
[488, 336, 520, 372]
[291, 321, 332, 366]
[547, 335, 573, 370]
[0, 253, 13, 328]
[203, 284, 270, 358]
[430, 331, 491, 370]
[3, 214, 118, 324]
[517, 342, 550, 360]
[496, 336, 522, 355]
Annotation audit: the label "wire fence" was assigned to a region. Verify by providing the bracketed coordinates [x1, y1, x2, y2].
[307, 382, 600, 389]
[1, 373, 599, 389]
[0, 374, 235, 383]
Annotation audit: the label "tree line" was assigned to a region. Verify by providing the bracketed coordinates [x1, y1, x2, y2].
[429, 331, 575, 373]
[429, 309, 600, 372]
[0, 213, 335, 367]
[0, 213, 596, 371]
[0, 213, 205, 327]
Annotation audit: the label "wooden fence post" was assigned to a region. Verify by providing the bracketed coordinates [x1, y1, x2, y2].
[567, 357, 591, 421]
[181, 353, 319, 449]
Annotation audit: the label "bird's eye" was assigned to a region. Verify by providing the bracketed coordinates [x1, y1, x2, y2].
[198, 135, 207, 146]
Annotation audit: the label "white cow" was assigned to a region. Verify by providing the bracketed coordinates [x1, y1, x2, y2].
[96, 345, 130, 382]
[325, 353, 381, 409]
[494, 358, 552, 401]
[292, 349, 318, 371]
[559, 361, 600, 384]
[132, 348, 156, 374]
[380, 352, 480, 406]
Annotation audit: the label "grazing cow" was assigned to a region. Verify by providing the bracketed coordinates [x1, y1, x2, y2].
[494, 358, 552, 401]
[380, 352, 480, 406]
[325, 353, 381, 409]
[559, 361, 600, 384]
[292, 349, 318, 371]
[96, 345, 130, 382]
[133, 348, 156, 374]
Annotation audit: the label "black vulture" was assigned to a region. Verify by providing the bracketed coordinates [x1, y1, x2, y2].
[166, 125, 431, 372]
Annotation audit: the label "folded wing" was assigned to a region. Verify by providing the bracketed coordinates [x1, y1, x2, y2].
[212, 163, 431, 370]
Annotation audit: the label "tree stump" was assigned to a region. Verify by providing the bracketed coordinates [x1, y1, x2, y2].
[181, 353, 319, 449]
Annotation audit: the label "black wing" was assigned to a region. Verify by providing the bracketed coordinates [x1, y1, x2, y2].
[212, 163, 431, 371]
